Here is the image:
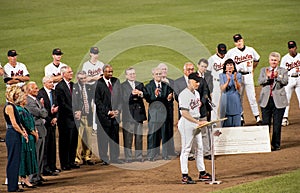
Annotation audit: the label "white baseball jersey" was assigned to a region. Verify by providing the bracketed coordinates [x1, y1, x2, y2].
[280, 52, 300, 118]
[44, 62, 67, 77]
[82, 60, 104, 85]
[3, 62, 29, 87]
[280, 53, 300, 76]
[208, 54, 227, 120]
[227, 46, 260, 74]
[178, 88, 205, 174]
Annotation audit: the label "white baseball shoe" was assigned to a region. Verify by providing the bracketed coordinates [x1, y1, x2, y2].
[281, 117, 289, 126]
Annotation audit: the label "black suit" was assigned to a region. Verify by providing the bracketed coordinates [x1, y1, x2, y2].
[196, 73, 211, 119]
[121, 80, 147, 161]
[37, 87, 58, 173]
[55, 79, 78, 168]
[144, 80, 172, 159]
[95, 77, 122, 163]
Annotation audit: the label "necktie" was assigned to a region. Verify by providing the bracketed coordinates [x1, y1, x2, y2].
[108, 81, 113, 93]
[270, 69, 274, 96]
[82, 85, 89, 114]
[69, 82, 72, 94]
[49, 90, 53, 107]
[157, 83, 161, 96]
[131, 81, 135, 89]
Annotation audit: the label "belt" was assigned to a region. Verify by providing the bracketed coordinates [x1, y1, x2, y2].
[288, 74, 299, 78]
[240, 72, 252, 75]
[213, 78, 220, 81]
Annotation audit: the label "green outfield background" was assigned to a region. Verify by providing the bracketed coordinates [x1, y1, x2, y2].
[0, 0, 300, 192]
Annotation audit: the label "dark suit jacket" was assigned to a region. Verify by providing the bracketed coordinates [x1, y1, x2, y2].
[55, 79, 76, 128]
[196, 72, 211, 118]
[121, 80, 147, 123]
[174, 76, 187, 102]
[72, 83, 94, 127]
[144, 80, 172, 122]
[26, 96, 48, 137]
[37, 87, 58, 127]
[95, 77, 122, 127]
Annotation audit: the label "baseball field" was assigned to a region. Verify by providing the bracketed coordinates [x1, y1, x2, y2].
[0, 0, 300, 192]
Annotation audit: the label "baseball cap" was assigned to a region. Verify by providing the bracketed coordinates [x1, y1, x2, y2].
[288, 41, 297, 49]
[217, 43, 227, 54]
[188, 72, 201, 82]
[233, 34, 243, 42]
[7, 50, 18, 57]
[52, 48, 63, 55]
[90, 47, 99, 54]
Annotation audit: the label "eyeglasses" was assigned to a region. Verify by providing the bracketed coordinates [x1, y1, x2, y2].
[155, 73, 162, 75]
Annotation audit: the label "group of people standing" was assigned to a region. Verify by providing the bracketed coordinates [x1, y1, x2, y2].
[2, 33, 299, 190]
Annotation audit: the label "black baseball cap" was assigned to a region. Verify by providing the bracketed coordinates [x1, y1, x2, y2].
[52, 48, 63, 55]
[188, 72, 201, 82]
[233, 34, 243, 42]
[90, 47, 99, 54]
[217, 43, 227, 54]
[288, 41, 297, 49]
[7, 50, 18, 57]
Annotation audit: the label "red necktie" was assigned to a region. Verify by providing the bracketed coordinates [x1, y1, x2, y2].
[108, 81, 113, 93]
[270, 69, 274, 96]
[69, 82, 72, 94]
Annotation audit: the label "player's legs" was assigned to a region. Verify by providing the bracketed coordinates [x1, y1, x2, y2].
[194, 131, 205, 172]
[283, 78, 295, 118]
[295, 78, 300, 109]
[178, 121, 194, 174]
[245, 83, 260, 117]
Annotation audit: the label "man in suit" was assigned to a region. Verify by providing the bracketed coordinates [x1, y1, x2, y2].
[196, 58, 213, 160]
[37, 76, 59, 176]
[157, 63, 177, 157]
[174, 62, 195, 160]
[55, 66, 80, 170]
[258, 52, 288, 151]
[73, 71, 95, 165]
[121, 67, 147, 163]
[26, 82, 48, 185]
[144, 67, 173, 161]
[95, 64, 123, 164]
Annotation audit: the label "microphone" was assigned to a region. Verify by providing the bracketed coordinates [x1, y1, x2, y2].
[205, 96, 216, 108]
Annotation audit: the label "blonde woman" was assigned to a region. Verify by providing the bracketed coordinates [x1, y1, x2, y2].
[4, 85, 28, 192]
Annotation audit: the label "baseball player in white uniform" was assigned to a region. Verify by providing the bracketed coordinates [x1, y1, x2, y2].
[178, 72, 211, 184]
[82, 47, 105, 85]
[3, 50, 30, 87]
[208, 43, 228, 121]
[44, 48, 67, 87]
[82, 47, 105, 134]
[227, 34, 261, 125]
[280, 41, 300, 126]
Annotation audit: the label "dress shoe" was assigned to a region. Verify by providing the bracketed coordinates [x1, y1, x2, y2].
[272, 147, 281, 151]
[110, 160, 124, 164]
[70, 163, 80, 169]
[204, 155, 212, 160]
[188, 156, 195, 161]
[61, 166, 71, 170]
[52, 169, 61, 173]
[124, 159, 133, 163]
[147, 157, 155, 162]
[162, 156, 170, 160]
[31, 180, 43, 186]
[11, 189, 24, 192]
[135, 158, 144, 162]
[43, 170, 58, 176]
[102, 161, 110, 166]
[84, 160, 95, 165]
[40, 176, 48, 182]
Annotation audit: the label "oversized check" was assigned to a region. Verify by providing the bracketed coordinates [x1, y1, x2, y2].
[213, 126, 271, 155]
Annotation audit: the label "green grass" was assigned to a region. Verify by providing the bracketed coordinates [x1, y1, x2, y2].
[213, 169, 300, 193]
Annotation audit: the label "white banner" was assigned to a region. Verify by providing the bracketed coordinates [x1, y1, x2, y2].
[214, 126, 271, 155]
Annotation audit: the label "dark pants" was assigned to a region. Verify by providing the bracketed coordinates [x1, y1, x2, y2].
[165, 104, 175, 156]
[261, 97, 285, 149]
[30, 131, 45, 183]
[43, 125, 57, 172]
[6, 126, 21, 192]
[97, 120, 120, 162]
[123, 122, 143, 160]
[58, 122, 78, 167]
[147, 121, 168, 159]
